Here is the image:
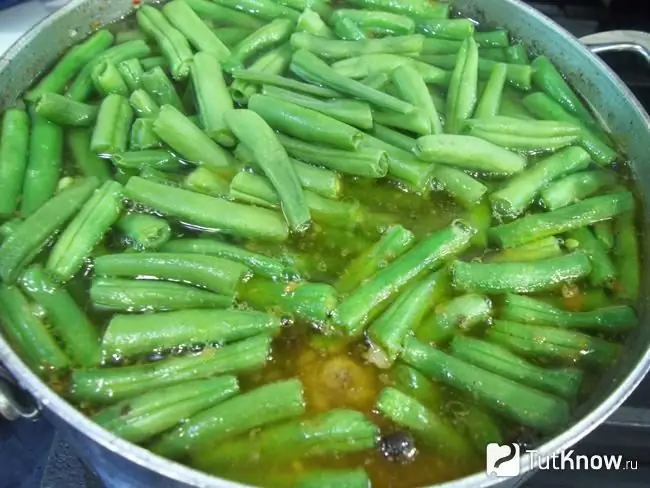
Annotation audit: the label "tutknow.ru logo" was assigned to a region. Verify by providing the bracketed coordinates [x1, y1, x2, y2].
[486, 443, 638, 477]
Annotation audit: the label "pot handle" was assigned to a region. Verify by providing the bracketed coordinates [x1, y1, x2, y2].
[580, 30, 650, 63]
[0, 363, 40, 421]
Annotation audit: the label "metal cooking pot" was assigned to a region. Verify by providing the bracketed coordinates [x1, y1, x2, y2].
[1, 1, 650, 486]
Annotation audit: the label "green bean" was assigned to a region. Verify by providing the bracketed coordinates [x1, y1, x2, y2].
[277, 134, 388, 178]
[102, 308, 281, 357]
[466, 116, 581, 148]
[461, 199, 491, 249]
[46, 180, 123, 282]
[415, 134, 525, 175]
[501, 294, 636, 332]
[90, 94, 133, 154]
[141, 67, 184, 111]
[480, 48, 507, 62]
[124, 177, 289, 241]
[140, 56, 168, 71]
[331, 54, 450, 85]
[367, 270, 448, 368]
[391, 63, 442, 134]
[370, 124, 416, 152]
[474, 63, 507, 118]
[416, 293, 492, 344]
[499, 92, 534, 120]
[19, 264, 100, 367]
[593, 220, 614, 250]
[249, 94, 363, 150]
[297, 8, 333, 38]
[332, 9, 415, 36]
[290, 49, 416, 114]
[421, 55, 532, 89]
[376, 387, 474, 456]
[91, 60, 129, 96]
[506, 43, 529, 64]
[430, 165, 488, 209]
[238, 276, 338, 323]
[33, 93, 98, 127]
[402, 336, 570, 432]
[129, 118, 161, 150]
[336, 225, 415, 293]
[0, 219, 21, 242]
[214, 27, 254, 48]
[0, 177, 99, 283]
[66, 40, 152, 102]
[292, 32, 423, 60]
[224, 19, 294, 71]
[183, 0, 265, 29]
[0, 109, 30, 218]
[416, 19, 473, 40]
[446, 36, 478, 133]
[421, 38, 463, 54]
[490, 191, 634, 248]
[136, 5, 194, 80]
[490, 146, 591, 218]
[129, 89, 160, 118]
[541, 170, 618, 211]
[487, 319, 621, 368]
[230, 43, 294, 103]
[66, 129, 111, 182]
[212, 0, 300, 21]
[334, 17, 367, 41]
[115, 30, 147, 44]
[261, 85, 372, 129]
[153, 104, 234, 175]
[163, 0, 230, 62]
[475, 30, 510, 47]
[197, 409, 378, 467]
[93, 377, 239, 443]
[391, 363, 444, 409]
[231, 69, 340, 98]
[487, 237, 563, 263]
[116, 59, 144, 91]
[20, 111, 63, 216]
[0, 284, 70, 372]
[94, 252, 250, 296]
[450, 336, 582, 399]
[294, 469, 370, 488]
[161, 238, 291, 278]
[334, 220, 475, 336]
[116, 213, 172, 250]
[71, 334, 272, 403]
[522, 92, 617, 165]
[183, 167, 230, 197]
[451, 252, 591, 294]
[372, 107, 432, 135]
[111, 149, 181, 172]
[344, 0, 448, 19]
[230, 172, 359, 229]
[152, 378, 305, 458]
[566, 227, 616, 287]
[613, 212, 640, 302]
[90, 278, 231, 312]
[191, 53, 235, 146]
[26, 29, 115, 101]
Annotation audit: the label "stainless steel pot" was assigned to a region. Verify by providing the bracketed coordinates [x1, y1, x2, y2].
[1, 1, 650, 486]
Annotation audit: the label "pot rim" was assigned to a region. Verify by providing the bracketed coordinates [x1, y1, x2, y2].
[1, 0, 650, 487]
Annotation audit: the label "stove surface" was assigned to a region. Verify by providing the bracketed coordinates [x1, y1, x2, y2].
[1, 1, 650, 487]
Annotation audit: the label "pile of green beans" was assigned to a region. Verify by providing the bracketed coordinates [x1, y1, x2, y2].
[0, 0, 641, 487]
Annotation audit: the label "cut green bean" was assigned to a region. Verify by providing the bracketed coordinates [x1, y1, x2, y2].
[372, 107, 432, 136]
[0, 284, 70, 372]
[129, 89, 160, 118]
[415, 134, 525, 175]
[116, 58, 144, 91]
[416, 18, 474, 39]
[141, 67, 183, 111]
[430, 164, 488, 209]
[367, 270, 448, 368]
[593, 220, 614, 250]
[506, 44, 529, 64]
[224, 19, 294, 71]
[46, 180, 123, 282]
[297, 8, 333, 38]
[501, 294, 636, 332]
[541, 170, 617, 211]
[26, 29, 115, 101]
[490, 146, 591, 218]
[295, 469, 370, 488]
[480, 48, 507, 62]
[0, 177, 99, 283]
[231, 69, 340, 98]
[230, 44, 293, 103]
[90, 94, 133, 154]
[450, 336, 582, 399]
[334, 220, 475, 336]
[292, 32, 423, 60]
[446, 36, 478, 133]
[183, 167, 230, 197]
[19, 264, 100, 366]
[93, 377, 239, 443]
[392, 63, 442, 134]
[71, 334, 272, 403]
[402, 336, 570, 432]
[613, 212, 640, 302]
[136, 5, 194, 80]
[370, 124, 416, 152]
[152, 378, 306, 459]
[91, 60, 129, 96]
[422, 38, 463, 54]
[20, 111, 63, 216]
[334, 17, 367, 41]
[474, 63, 507, 118]
[331, 54, 449, 85]
[214, 27, 255, 48]
[0, 109, 30, 217]
[116, 213, 172, 250]
[111, 149, 181, 172]
[102, 308, 281, 357]
[451, 252, 591, 294]
[94, 252, 250, 296]
[124, 177, 289, 241]
[66, 129, 112, 182]
[487, 319, 621, 368]
[212, 0, 300, 21]
[140, 56, 168, 71]
[34, 93, 98, 127]
[566, 227, 616, 287]
[487, 237, 563, 263]
[416, 293, 492, 344]
[129, 118, 162, 150]
[332, 9, 414, 36]
[183, 0, 265, 29]
[345, 0, 448, 18]
[490, 191, 634, 248]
